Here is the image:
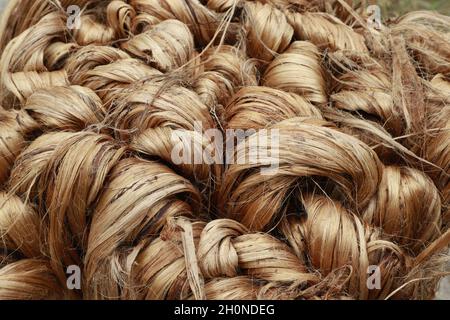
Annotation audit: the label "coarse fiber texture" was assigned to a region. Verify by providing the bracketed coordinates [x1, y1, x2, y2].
[0, 0, 449, 300]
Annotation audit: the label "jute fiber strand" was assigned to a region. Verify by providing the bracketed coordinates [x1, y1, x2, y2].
[0, 0, 449, 300]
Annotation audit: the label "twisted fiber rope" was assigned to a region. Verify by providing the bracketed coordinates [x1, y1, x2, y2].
[0, 0, 449, 300]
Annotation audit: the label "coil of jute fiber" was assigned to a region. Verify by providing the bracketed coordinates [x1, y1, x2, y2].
[0, 0, 449, 300]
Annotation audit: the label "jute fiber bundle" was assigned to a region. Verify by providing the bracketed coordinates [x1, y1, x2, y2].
[0, 0, 449, 300]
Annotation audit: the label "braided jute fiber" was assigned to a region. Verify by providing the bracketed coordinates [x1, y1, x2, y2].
[0, 0, 449, 300]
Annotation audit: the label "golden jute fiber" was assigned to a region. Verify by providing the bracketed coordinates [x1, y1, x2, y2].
[0, 0, 449, 300]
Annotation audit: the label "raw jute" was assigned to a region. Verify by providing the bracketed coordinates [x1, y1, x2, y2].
[0, 0, 449, 300]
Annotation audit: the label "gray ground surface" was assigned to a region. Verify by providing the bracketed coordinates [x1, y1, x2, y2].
[436, 275, 450, 300]
[0, 0, 449, 300]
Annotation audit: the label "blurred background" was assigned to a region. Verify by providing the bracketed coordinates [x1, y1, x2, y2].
[1, 0, 450, 18]
[380, 0, 450, 16]
[0, 0, 449, 300]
